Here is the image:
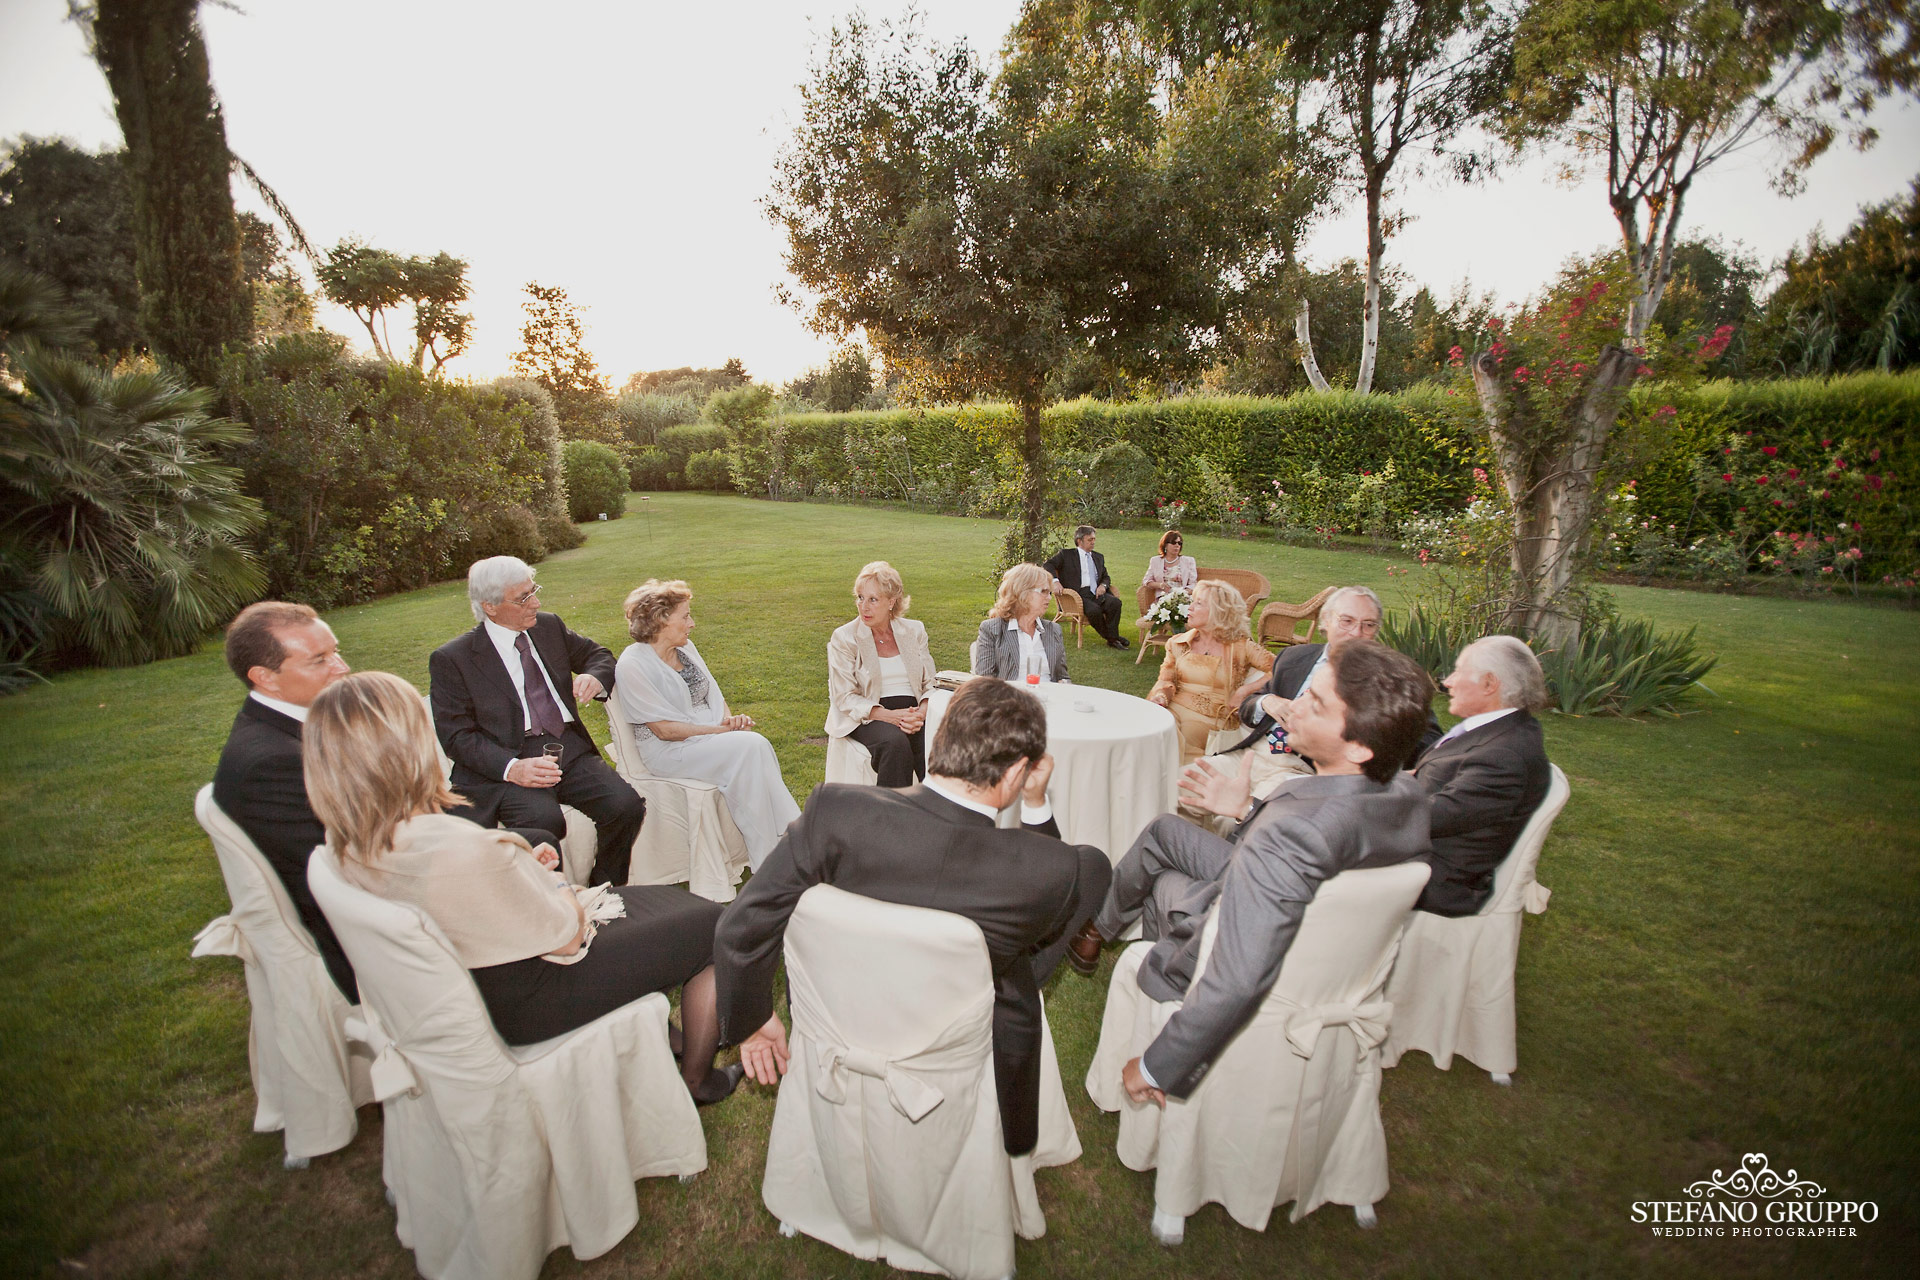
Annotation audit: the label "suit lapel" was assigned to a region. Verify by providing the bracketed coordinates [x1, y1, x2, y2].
[466, 624, 521, 708]
[1418, 709, 1524, 770]
[530, 614, 577, 714]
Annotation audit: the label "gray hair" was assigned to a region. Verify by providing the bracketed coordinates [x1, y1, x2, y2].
[1073, 524, 1097, 541]
[1460, 635, 1549, 711]
[468, 556, 534, 623]
[1320, 585, 1383, 623]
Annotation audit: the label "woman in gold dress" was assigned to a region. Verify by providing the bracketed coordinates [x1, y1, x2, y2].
[1146, 579, 1274, 765]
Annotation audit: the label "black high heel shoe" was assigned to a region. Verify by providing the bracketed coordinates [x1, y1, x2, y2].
[692, 1062, 745, 1107]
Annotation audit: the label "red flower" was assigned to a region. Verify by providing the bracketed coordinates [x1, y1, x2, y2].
[1722, 473, 1734, 483]
[1822, 438, 1833, 447]
[1761, 446, 1777, 457]
[1870, 448, 1881, 462]
[1787, 468, 1800, 480]
[1724, 447, 1734, 455]
[1866, 474, 1885, 490]
[1755, 475, 1770, 485]
[1655, 405, 1677, 419]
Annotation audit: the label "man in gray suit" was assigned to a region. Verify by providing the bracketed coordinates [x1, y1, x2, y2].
[1070, 642, 1435, 1104]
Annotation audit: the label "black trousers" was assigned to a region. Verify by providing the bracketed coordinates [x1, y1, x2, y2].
[470, 886, 723, 1045]
[1075, 587, 1125, 643]
[1032, 846, 1115, 985]
[847, 694, 926, 787]
[453, 730, 646, 887]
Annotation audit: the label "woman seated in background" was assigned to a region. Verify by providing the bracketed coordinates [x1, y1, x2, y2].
[825, 560, 936, 787]
[614, 579, 800, 870]
[974, 563, 1071, 684]
[1146, 579, 1274, 765]
[1141, 531, 1197, 605]
[305, 671, 775, 1106]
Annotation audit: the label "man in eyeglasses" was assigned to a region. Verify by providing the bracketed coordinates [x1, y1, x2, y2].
[1213, 586, 1439, 801]
[428, 556, 646, 886]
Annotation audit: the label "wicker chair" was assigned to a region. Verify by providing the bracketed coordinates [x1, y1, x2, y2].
[1195, 567, 1270, 618]
[1257, 586, 1337, 651]
[1051, 589, 1087, 649]
[1133, 584, 1172, 666]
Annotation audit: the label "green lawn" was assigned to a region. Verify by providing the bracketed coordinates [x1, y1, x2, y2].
[2, 493, 1915, 1278]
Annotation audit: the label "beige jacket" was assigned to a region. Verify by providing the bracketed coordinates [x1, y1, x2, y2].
[338, 813, 577, 968]
[825, 616, 936, 739]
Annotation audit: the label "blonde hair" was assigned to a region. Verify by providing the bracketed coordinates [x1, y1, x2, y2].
[853, 561, 910, 618]
[624, 579, 693, 643]
[990, 564, 1053, 620]
[1191, 579, 1250, 644]
[303, 672, 459, 868]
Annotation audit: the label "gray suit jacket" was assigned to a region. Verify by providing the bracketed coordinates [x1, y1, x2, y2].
[1137, 772, 1430, 1098]
[972, 616, 1071, 683]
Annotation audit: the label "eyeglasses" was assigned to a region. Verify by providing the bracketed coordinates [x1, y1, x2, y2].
[511, 585, 541, 606]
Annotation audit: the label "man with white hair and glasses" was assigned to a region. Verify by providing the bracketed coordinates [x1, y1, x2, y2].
[1215, 585, 1440, 799]
[1411, 635, 1552, 916]
[429, 556, 647, 887]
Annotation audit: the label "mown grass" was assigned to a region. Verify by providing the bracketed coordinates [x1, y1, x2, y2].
[1, 493, 1915, 1278]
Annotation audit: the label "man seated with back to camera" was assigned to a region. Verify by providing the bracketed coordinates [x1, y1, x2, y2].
[1065, 642, 1434, 1092]
[712, 677, 1113, 1159]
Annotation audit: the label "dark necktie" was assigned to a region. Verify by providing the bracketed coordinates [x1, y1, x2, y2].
[514, 632, 566, 740]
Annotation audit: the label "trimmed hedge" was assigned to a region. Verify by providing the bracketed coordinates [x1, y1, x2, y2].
[727, 373, 1916, 578]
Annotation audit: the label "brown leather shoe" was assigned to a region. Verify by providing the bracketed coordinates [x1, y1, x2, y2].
[1066, 920, 1106, 976]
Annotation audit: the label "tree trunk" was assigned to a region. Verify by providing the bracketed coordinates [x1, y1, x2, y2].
[1471, 344, 1638, 649]
[1017, 396, 1048, 563]
[91, 0, 250, 386]
[1294, 301, 1333, 392]
[1357, 169, 1385, 394]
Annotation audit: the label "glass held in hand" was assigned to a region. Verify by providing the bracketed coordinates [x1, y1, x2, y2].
[542, 742, 563, 765]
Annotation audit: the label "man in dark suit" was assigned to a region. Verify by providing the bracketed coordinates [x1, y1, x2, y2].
[713, 677, 1113, 1157]
[213, 602, 360, 999]
[1216, 585, 1439, 797]
[1043, 524, 1129, 650]
[428, 556, 646, 887]
[1063, 643, 1434, 1113]
[1413, 635, 1552, 916]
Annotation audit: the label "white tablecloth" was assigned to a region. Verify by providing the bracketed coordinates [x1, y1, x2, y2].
[926, 682, 1179, 863]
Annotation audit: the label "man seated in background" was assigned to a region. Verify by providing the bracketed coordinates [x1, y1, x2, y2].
[1208, 585, 1439, 802]
[1044, 524, 1129, 650]
[714, 677, 1112, 1159]
[1065, 641, 1434, 1104]
[1411, 635, 1552, 917]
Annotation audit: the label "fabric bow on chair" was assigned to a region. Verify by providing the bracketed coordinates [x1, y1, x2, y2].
[1284, 999, 1394, 1061]
[813, 1042, 946, 1122]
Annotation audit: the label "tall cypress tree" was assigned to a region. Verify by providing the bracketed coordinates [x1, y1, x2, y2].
[86, 0, 249, 384]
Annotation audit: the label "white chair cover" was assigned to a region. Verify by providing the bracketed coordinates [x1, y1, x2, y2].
[191, 785, 374, 1160]
[307, 846, 705, 1280]
[601, 685, 750, 901]
[763, 885, 1077, 1279]
[421, 693, 599, 886]
[1382, 764, 1570, 1075]
[1086, 861, 1431, 1229]
[823, 734, 879, 786]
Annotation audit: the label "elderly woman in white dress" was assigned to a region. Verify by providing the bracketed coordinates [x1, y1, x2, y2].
[614, 579, 800, 870]
[1141, 530, 1197, 604]
[973, 563, 1071, 683]
[825, 561, 936, 788]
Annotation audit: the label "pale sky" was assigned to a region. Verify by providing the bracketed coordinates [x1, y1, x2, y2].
[3, 0, 1916, 386]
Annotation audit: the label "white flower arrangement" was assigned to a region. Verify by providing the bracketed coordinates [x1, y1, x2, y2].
[1144, 587, 1192, 633]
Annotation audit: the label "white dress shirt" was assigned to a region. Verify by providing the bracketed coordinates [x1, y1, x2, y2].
[1078, 547, 1099, 590]
[925, 776, 1052, 828]
[1013, 623, 1052, 682]
[1432, 705, 1517, 749]
[483, 617, 573, 734]
[249, 690, 309, 723]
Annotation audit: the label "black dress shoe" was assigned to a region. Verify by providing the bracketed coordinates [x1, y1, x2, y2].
[1107, 637, 1130, 650]
[693, 1062, 746, 1107]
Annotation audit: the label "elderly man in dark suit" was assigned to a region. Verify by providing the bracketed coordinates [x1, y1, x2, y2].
[1413, 635, 1552, 917]
[1064, 642, 1434, 1109]
[713, 677, 1112, 1158]
[1043, 524, 1130, 650]
[429, 556, 646, 887]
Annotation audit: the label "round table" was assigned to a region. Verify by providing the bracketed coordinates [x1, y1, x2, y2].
[926, 681, 1179, 863]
